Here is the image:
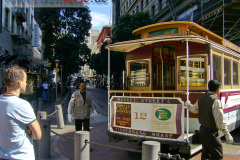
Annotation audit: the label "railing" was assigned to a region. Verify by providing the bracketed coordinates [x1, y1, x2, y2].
[109, 90, 186, 97]
[39, 122, 185, 160]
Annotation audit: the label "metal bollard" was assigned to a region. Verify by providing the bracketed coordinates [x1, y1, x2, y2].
[38, 98, 43, 111]
[37, 111, 47, 120]
[74, 131, 90, 160]
[55, 104, 64, 129]
[142, 141, 160, 160]
[39, 119, 51, 159]
[61, 100, 66, 120]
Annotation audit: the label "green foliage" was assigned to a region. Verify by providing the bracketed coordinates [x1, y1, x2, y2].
[60, 8, 92, 42]
[112, 12, 154, 43]
[90, 12, 154, 78]
[89, 41, 108, 75]
[40, 7, 92, 81]
[39, 8, 61, 62]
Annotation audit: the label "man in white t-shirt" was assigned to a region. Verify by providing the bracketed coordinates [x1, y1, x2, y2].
[0, 65, 42, 160]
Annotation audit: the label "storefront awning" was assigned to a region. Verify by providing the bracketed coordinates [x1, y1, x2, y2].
[0, 53, 19, 64]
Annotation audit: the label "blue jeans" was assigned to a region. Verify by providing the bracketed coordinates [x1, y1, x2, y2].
[42, 89, 48, 101]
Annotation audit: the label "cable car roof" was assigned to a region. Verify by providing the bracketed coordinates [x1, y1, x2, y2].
[105, 35, 206, 53]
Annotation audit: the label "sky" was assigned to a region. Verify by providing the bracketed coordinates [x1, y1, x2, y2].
[85, 0, 112, 32]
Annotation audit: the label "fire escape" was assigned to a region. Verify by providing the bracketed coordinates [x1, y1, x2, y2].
[193, 0, 240, 46]
[167, 0, 179, 21]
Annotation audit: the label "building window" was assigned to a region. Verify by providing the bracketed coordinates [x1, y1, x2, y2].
[132, 10, 135, 14]
[151, 5, 155, 17]
[5, 8, 9, 29]
[141, 0, 143, 11]
[158, 0, 162, 11]
[26, 8, 28, 23]
[136, 6, 139, 13]
[126, 1, 128, 10]
[31, 15, 33, 30]
[11, 15, 15, 33]
[146, 0, 149, 6]
[17, 22, 21, 34]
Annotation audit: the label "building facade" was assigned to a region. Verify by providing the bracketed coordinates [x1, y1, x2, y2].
[96, 25, 112, 52]
[112, 0, 240, 46]
[0, 2, 43, 91]
[81, 30, 100, 80]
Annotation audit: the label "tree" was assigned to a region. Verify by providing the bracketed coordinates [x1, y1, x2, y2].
[40, 7, 92, 82]
[39, 8, 61, 62]
[60, 8, 92, 42]
[111, 12, 154, 43]
[90, 12, 154, 87]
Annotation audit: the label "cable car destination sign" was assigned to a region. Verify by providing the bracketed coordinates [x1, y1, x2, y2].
[110, 96, 184, 140]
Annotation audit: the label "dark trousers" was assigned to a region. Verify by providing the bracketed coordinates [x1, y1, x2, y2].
[75, 118, 90, 131]
[200, 125, 223, 160]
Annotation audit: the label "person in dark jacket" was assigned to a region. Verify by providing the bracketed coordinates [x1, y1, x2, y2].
[185, 80, 233, 160]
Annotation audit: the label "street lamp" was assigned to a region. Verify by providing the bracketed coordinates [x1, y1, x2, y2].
[60, 65, 63, 100]
[55, 59, 59, 104]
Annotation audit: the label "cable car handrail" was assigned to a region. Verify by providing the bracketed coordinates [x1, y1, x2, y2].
[109, 90, 186, 97]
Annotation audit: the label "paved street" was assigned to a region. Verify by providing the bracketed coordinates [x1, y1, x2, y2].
[42, 86, 240, 160]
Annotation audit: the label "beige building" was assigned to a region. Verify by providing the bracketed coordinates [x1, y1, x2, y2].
[81, 30, 100, 79]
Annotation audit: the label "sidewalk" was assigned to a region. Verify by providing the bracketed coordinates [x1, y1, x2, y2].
[40, 89, 140, 160]
[40, 89, 240, 160]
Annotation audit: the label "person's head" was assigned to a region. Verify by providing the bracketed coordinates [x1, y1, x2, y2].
[3, 65, 27, 93]
[208, 80, 221, 94]
[79, 82, 86, 92]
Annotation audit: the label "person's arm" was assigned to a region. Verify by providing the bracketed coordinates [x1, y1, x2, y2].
[212, 100, 227, 131]
[28, 120, 42, 140]
[67, 93, 75, 122]
[68, 93, 75, 114]
[185, 100, 199, 114]
[212, 99, 233, 143]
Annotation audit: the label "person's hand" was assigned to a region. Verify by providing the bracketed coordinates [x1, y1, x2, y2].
[93, 110, 97, 116]
[185, 100, 192, 108]
[67, 114, 74, 123]
[26, 126, 32, 137]
[223, 130, 234, 143]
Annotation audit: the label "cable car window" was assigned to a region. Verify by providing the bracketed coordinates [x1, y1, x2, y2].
[213, 54, 222, 81]
[224, 57, 231, 86]
[233, 60, 239, 86]
[178, 56, 206, 87]
[128, 60, 149, 87]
